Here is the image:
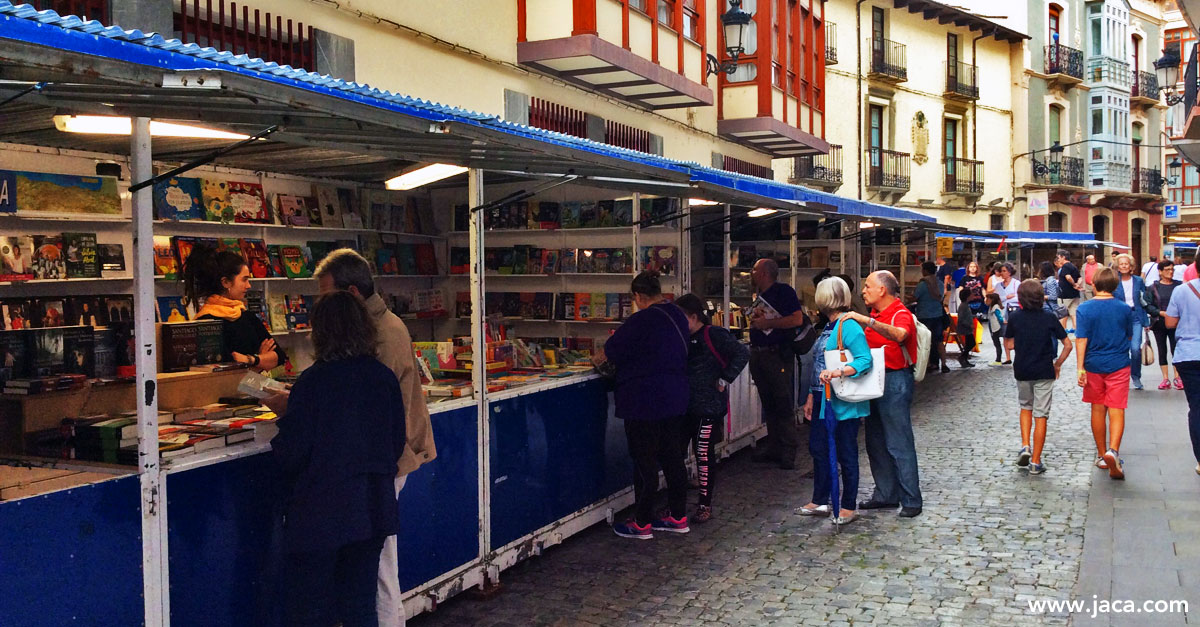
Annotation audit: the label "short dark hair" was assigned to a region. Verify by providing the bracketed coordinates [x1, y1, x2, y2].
[1159, 259, 1175, 271]
[673, 293, 709, 325]
[1017, 278, 1045, 310]
[182, 244, 246, 308]
[1056, 249, 1070, 260]
[1093, 266, 1119, 293]
[314, 248, 376, 298]
[311, 290, 377, 362]
[1037, 261, 1055, 280]
[631, 271, 662, 297]
[1001, 262, 1015, 275]
[921, 261, 937, 276]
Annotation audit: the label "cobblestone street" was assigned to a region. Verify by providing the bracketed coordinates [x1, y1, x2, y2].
[412, 362, 1198, 626]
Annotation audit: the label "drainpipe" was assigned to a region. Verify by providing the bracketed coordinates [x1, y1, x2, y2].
[857, 0, 867, 200]
[972, 33, 985, 161]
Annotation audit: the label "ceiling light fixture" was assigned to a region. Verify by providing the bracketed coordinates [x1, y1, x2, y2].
[385, 163, 469, 190]
[53, 115, 250, 140]
[747, 208, 778, 217]
[689, 198, 720, 206]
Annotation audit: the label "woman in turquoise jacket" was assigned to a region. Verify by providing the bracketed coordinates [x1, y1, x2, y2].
[800, 276, 873, 525]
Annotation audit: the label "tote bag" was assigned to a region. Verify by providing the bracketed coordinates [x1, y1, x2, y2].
[824, 320, 885, 402]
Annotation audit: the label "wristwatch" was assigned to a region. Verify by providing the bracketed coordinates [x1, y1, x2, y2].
[867, 317, 876, 328]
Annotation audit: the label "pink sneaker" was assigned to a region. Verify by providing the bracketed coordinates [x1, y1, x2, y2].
[1159, 379, 1172, 390]
[1175, 378, 1185, 390]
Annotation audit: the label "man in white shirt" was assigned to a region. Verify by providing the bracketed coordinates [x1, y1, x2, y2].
[1142, 255, 1160, 286]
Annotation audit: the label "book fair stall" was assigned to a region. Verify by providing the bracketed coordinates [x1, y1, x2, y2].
[0, 5, 952, 625]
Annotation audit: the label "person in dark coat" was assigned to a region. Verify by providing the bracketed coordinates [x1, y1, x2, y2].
[595, 271, 691, 539]
[674, 294, 750, 523]
[183, 243, 286, 370]
[271, 290, 406, 626]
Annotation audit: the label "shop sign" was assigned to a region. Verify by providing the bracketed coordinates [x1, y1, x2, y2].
[1164, 204, 1181, 223]
[936, 237, 954, 259]
[1165, 223, 1200, 235]
[0, 170, 14, 214]
[1027, 190, 1049, 217]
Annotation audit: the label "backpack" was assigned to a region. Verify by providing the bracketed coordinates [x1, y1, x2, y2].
[892, 309, 932, 382]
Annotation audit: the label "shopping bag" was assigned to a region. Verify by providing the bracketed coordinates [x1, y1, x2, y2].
[1142, 329, 1155, 367]
[824, 320, 885, 402]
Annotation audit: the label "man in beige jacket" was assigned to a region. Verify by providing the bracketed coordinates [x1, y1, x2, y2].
[314, 249, 436, 627]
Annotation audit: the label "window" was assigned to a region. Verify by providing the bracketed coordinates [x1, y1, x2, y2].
[629, 0, 647, 13]
[1049, 105, 1062, 145]
[869, 104, 884, 153]
[1092, 214, 1108, 242]
[944, 118, 958, 159]
[990, 214, 1005, 230]
[658, 0, 676, 28]
[1048, 212, 1065, 232]
[1049, 4, 1062, 43]
[1092, 109, 1103, 135]
[1090, 11, 1101, 56]
[682, 0, 699, 41]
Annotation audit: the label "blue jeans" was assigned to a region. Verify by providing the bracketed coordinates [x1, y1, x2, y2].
[1176, 361, 1200, 464]
[865, 368, 923, 509]
[1130, 321, 1144, 379]
[808, 391, 861, 511]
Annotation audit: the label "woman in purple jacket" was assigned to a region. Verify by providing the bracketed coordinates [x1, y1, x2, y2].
[595, 271, 691, 540]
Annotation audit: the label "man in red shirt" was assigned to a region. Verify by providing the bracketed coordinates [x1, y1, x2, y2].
[843, 271, 923, 518]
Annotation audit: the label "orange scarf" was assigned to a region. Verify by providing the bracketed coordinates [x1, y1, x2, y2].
[195, 294, 246, 321]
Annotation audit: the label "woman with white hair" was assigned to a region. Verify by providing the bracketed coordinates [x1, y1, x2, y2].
[1112, 253, 1151, 390]
[799, 276, 873, 526]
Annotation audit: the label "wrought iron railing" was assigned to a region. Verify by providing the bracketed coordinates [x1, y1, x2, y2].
[944, 157, 984, 195]
[1044, 43, 1083, 79]
[1132, 70, 1159, 101]
[1135, 167, 1164, 195]
[825, 21, 837, 66]
[791, 145, 843, 187]
[868, 37, 907, 81]
[174, 0, 314, 70]
[1186, 43, 1199, 116]
[865, 148, 910, 191]
[1087, 56, 1132, 88]
[946, 61, 978, 99]
[1031, 155, 1085, 188]
[28, 0, 106, 21]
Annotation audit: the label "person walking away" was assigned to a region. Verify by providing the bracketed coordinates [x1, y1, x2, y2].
[595, 271, 691, 539]
[955, 297, 977, 368]
[747, 258, 807, 469]
[1142, 255, 1160, 286]
[673, 294, 749, 523]
[842, 271, 923, 518]
[986, 293, 1009, 365]
[1075, 267, 1134, 480]
[1038, 261, 1069, 325]
[799, 277, 871, 525]
[1163, 271, 1200, 475]
[1055, 250, 1082, 332]
[1004, 280, 1073, 475]
[1082, 254, 1100, 301]
[1147, 259, 1182, 390]
[310, 249, 437, 627]
[1112, 253, 1150, 390]
[914, 261, 950, 374]
[272, 290, 407, 627]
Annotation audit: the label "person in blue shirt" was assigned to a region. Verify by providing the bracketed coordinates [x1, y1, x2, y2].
[914, 261, 950, 373]
[1075, 267, 1134, 480]
[1164, 274, 1200, 476]
[800, 276, 872, 526]
[747, 258, 807, 469]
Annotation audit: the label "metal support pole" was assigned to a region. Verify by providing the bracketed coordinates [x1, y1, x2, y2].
[468, 169, 491, 568]
[679, 198, 691, 293]
[723, 203, 731, 328]
[789, 215, 799, 288]
[132, 117, 167, 625]
[839, 233, 846, 275]
[632, 193, 642, 272]
[900, 232, 908, 298]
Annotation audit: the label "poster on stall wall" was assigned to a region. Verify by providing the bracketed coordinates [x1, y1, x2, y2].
[1027, 190, 1049, 217]
[14, 171, 121, 215]
[0, 170, 15, 214]
[936, 237, 954, 259]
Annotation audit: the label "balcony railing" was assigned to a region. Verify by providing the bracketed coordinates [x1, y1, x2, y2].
[529, 97, 588, 139]
[945, 62, 979, 100]
[1087, 56, 1132, 89]
[868, 38, 907, 82]
[1045, 43, 1084, 79]
[174, 0, 315, 70]
[1031, 155, 1085, 188]
[1186, 43, 1199, 116]
[1090, 161, 1133, 191]
[1131, 70, 1159, 102]
[865, 148, 911, 191]
[825, 21, 838, 66]
[27, 0, 106, 21]
[791, 145, 843, 188]
[1134, 167, 1164, 196]
[944, 157, 984, 195]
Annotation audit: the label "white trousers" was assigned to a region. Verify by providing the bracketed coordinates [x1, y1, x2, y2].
[376, 474, 407, 627]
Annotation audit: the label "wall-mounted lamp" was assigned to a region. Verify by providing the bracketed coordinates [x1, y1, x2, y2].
[706, 0, 753, 77]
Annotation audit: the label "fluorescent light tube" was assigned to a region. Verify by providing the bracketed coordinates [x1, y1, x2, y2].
[53, 115, 250, 140]
[747, 208, 778, 217]
[385, 164, 468, 190]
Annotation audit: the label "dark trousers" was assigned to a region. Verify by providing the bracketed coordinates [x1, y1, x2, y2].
[688, 412, 723, 508]
[1152, 326, 1178, 366]
[1177, 361, 1200, 464]
[807, 391, 861, 511]
[919, 317, 944, 369]
[625, 417, 688, 525]
[991, 331, 1004, 361]
[749, 346, 798, 460]
[283, 536, 386, 627]
[865, 368, 923, 508]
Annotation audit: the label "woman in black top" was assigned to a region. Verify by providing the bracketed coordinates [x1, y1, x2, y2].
[1146, 259, 1183, 390]
[182, 244, 285, 370]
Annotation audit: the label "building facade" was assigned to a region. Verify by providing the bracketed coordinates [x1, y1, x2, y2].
[1016, 0, 1169, 263]
[786, 0, 1025, 230]
[21, 0, 832, 177]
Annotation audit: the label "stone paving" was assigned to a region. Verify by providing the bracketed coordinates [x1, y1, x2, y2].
[410, 363, 1169, 627]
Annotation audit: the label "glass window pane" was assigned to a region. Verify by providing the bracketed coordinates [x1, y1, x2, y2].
[728, 63, 757, 82]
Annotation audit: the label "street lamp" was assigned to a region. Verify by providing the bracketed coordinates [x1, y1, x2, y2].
[1154, 50, 1184, 105]
[1168, 157, 1183, 186]
[1031, 141, 1065, 179]
[706, 0, 753, 77]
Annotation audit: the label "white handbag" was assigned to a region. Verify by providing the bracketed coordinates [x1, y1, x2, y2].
[823, 320, 885, 402]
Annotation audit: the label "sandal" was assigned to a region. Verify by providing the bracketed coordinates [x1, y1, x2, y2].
[1095, 457, 1109, 470]
[797, 503, 831, 517]
[694, 505, 713, 524]
[832, 512, 858, 526]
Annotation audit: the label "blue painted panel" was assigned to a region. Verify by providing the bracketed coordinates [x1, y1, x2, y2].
[395, 405, 480, 591]
[489, 380, 632, 549]
[0, 476, 143, 627]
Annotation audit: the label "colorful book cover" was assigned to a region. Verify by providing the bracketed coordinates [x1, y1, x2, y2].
[609, 247, 632, 274]
[612, 199, 633, 226]
[606, 293, 621, 320]
[266, 245, 286, 278]
[157, 296, 189, 323]
[0, 170, 14, 214]
[0, 236, 34, 280]
[414, 243, 438, 276]
[1, 299, 32, 330]
[104, 296, 133, 324]
[153, 176, 204, 221]
[36, 298, 67, 327]
[577, 249, 595, 274]
[575, 293, 590, 321]
[28, 327, 65, 376]
[590, 292, 607, 320]
[281, 246, 311, 278]
[172, 236, 218, 274]
[299, 247, 315, 275]
[284, 294, 310, 330]
[449, 247, 469, 275]
[619, 293, 632, 319]
[217, 238, 246, 260]
[98, 243, 124, 273]
[377, 245, 399, 275]
[560, 202, 581, 229]
[67, 296, 105, 327]
[201, 178, 232, 222]
[595, 200, 614, 227]
[497, 249, 514, 275]
[536, 202, 561, 230]
[592, 249, 610, 274]
[266, 294, 287, 333]
[63, 231, 102, 278]
[228, 181, 270, 224]
[559, 248, 577, 274]
[13, 171, 121, 215]
[541, 249, 559, 275]
[239, 239, 270, 279]
[512, 245, 529, 275]
[32, 235, 65, 279]
[276, 194, 311, 226]
[642, 246, 678, 276]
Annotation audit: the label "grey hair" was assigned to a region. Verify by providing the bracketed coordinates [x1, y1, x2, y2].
[814, 276, 852, 313]
[874, 270, 900, 296]
[1056, 249, 1069, 260]
[313, 248, 376, 298]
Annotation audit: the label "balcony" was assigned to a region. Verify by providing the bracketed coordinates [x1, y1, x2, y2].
[868, 38, 907, 83]
[1044, 44, 1084, 89]
[1030, 155, 1085, 189]
[943, 157, 984, 196]
[825, 21, 838, 66]
[1130, 71, 1160, 107]
[790, 145, 843, 190]
[1087, 56, 1132, 90]
[27, 0, 106, 21]
[1133, 167, 1165, 196]
[945, 62, 979, 101]
[865, 148, 911, 193]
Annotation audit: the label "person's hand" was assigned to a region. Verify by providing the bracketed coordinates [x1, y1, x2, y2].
[802, 395, 813, 422]
[231, 351, 251, 365]
[749, 313, 770, 330]
[263, 391, 289, 416]
[1054, 363, 1062, 379]
[715, 380, 727, 393]
[258, 338, 277, 355]
[1077, 369, 1087, 388]
[818, 369, 838, 384]
[591, 349, 607, 366]
[837, 312, 858, 324]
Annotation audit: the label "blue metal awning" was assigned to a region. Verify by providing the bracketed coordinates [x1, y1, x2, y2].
[936, 231, 1129, 249]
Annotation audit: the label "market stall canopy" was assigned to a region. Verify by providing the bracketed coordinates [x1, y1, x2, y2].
[936, 230, 1130, 250]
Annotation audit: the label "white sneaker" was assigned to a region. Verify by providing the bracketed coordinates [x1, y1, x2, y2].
[1016, 446, 1031, 467]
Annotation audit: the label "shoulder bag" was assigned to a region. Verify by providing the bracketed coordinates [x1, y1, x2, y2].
[824, 319, 885, 402]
